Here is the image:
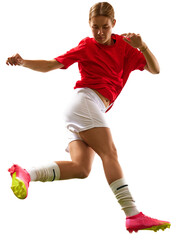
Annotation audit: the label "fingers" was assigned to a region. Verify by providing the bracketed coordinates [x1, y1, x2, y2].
[121, 33, 127, 37]
[121, 33, 143, 48]
[6, 53, 23, 66]
[121, 33, 133, 45]
[6, 57, 14, 66]
[6, 55, 15, 66]
[121, 33, 137, 39]
[122, 38, 130, 44]
[7, 54, 19, 66]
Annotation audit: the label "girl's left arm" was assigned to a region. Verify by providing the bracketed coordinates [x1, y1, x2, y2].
[121, 33, 160, 74]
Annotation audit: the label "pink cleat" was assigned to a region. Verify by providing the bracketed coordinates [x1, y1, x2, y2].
[126, 212, 171, 233]
[8, 164, 31, 199]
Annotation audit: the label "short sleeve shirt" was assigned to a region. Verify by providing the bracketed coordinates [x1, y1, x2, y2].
[55, 34, 146, 110]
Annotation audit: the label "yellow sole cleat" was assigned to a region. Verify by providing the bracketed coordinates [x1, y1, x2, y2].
[126, 212, 171, 233]
[11, 172, 27, 199]
[142, 223, 171, 232]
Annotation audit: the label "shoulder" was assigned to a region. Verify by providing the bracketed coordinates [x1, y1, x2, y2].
[113, 34, 126, 43]
[78, 37, 91, 46]
[115, 34, 139, 55]
[112, 33, 127, 50]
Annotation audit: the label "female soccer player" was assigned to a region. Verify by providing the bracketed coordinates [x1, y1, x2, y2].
[7, 2, 170, 233]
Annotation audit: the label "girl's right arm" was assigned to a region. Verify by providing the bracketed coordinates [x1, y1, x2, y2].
[6, 53, 64, 72]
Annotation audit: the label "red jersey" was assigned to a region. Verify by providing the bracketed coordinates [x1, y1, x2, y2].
[55, 34, 146, 111]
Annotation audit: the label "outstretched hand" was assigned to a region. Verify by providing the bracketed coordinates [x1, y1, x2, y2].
[121, 33, 146, 49]
[6, 53, 24, 66]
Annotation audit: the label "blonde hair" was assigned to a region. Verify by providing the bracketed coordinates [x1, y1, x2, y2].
[89, 2, 115, 22]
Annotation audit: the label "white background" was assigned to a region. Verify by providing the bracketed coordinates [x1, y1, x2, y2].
[0, 0, 178, 239]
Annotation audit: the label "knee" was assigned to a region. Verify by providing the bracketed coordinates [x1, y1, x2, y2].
[77, 164, 91, 179]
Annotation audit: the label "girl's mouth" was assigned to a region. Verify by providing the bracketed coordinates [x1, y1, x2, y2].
[97, 37, 105, 41]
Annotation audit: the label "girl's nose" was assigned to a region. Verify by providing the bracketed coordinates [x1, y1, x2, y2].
[98, 28, 104, 35]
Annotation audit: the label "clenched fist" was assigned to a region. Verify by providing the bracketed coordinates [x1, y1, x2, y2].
[6, 53, 24, 66]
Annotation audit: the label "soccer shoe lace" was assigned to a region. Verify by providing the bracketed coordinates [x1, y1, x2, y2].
[126, 212, 171, 233]
[8, 164, 31, 199]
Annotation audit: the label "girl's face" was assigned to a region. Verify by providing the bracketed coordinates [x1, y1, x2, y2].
[89, 16, 116, 45]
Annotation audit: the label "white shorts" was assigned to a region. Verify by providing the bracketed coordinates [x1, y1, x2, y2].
[64, 88, 109, 152]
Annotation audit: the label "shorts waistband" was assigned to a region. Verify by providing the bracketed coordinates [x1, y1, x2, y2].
[75, 88, 107, 113]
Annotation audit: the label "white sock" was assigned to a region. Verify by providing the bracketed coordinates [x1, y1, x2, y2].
[27, 162, 60, 182]
[110, 178, 140, 217]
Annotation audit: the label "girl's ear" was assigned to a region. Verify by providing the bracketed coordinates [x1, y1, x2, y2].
[112, 19, 116, 27]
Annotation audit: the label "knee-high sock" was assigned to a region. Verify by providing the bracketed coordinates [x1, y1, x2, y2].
[27, 162, 60, 182]
[110, 178, 140, 217]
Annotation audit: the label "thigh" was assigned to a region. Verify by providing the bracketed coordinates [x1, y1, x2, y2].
[79, 127, 117, 158]
[69, 140, 95, 170]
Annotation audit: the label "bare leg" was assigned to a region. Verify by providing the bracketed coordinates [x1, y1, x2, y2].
[79, 127, 124, 184]
[55, 140, 95, 180]
[78, 127, 141, 217]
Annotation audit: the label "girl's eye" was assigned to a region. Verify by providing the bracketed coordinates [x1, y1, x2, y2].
[92, 26, 109, 30]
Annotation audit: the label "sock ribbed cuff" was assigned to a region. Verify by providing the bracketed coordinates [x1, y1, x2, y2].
[110, 178, 127, 193]
[28, 162, 60, 182]
[110, 178, 139, 217]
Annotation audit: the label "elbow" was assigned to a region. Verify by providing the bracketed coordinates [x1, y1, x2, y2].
[151, 66, 160, 74]
[147, 62, 160, 74]
[148, 69, 160, 74]
[155, 68, 160, 74]
[155, 64, 160, 74]
[153, 69, 160, 74]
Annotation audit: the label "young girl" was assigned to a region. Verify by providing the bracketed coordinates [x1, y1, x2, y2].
[7, 2, 170, 233]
